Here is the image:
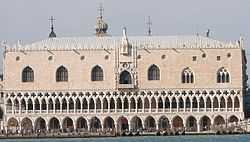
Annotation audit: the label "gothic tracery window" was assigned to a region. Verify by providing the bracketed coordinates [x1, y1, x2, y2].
[22, 66, 34, 82]
[56, 66, 68, 82]
[148, 64, 160, 80]
[217, 67, 230, 83]
[181, 68, 194, 83]
[91, 65, 104, 81]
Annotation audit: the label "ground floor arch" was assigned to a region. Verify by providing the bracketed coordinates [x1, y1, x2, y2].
[76, 117, 88, 132]
[117, 116, 129, 132]
[103, 116, 115, 132]
[49, 117, 60, 132]
[158, 116, 170, 130]
[130, 116, 143, 132]
[90, 117, 102, 132]
[21, 117, 33, 133]
[34, 117, 46, 132]
[62, 117, 74, 132]
[7, 118, 19, 133]
[144, 116, 156, 132]
[172, 116, 183, 129]
[200, 116, 211, 131]
[229, 115, 239, 123]
[214, 115, 225, 127]
[186, 116, 197, 132]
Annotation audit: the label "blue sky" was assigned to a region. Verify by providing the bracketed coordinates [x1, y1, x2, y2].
[0, 0, 250, 77]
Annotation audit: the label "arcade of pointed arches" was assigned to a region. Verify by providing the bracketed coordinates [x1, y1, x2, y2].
[6, 114, 240, 133]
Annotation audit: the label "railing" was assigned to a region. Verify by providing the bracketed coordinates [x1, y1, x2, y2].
[158, 109, 163, 112]
[178, 108, 184, 112]
[193, 108, 198, 112]
[138, 109, 143, 112]
[7, 106, 238, 115]
[130, 109, 136, 112]
[117, 109, 122, 112]
[151, 109, 156, 112]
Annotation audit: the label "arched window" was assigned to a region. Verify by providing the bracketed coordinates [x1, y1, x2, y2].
[148, 64, 160, 80]
[22, 66, 34, 82]
[181, 68, 194, 83]
[56, 66, 68, 82]
[217, 67, 230, 83]
[119, 71, 132, 84]
[91, 65, 103, 81]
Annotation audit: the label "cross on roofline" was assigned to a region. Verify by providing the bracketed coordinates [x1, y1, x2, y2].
[98, 3, 104, 19]
[49, 16, 55, 27]
[147, 16, 152, 36]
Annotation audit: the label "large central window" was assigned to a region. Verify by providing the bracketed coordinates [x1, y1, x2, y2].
[119, 71, 132, 84]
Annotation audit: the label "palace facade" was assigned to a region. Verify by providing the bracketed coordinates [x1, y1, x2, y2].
[0, 10, 248, 134]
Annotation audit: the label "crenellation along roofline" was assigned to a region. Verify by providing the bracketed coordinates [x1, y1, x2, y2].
[4, 35, 241, 52]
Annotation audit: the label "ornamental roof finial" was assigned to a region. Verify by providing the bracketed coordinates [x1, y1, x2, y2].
[146, 16, 152, 36]
[95, 3, 108, 37]
[48, 16, 56, 38]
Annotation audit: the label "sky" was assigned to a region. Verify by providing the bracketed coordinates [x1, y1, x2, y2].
[0, 0, 250, 77]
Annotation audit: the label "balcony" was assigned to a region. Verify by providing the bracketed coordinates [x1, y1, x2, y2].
[118, 84, 135, 89]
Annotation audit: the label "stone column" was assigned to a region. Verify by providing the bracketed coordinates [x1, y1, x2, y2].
[177, 100, 179, 112]
[80, 100, 83, 113]
[122, 100, 124, 113]
[149, 99, 152, 113]
[232, 99, 235, 112]
[225, 99, 228, 112]
[46, 103, 49, 114]
[197, 121, 200, 132]
[184, 99, 186, 112]
[60, 102, 63, 113]
[128, 100, 131, 113]
[87, 120, 91, 131]
[11, 103, 14, 114]
[211, 99, 214, 112]
[32, 102, 35, 113]
[108, 100, 110, 113]
[163, 98, 165, 112]
[156, 121, 159, 130]
[74, 101, 76, 114]
[87, 101, 90, 113]
[142, 100, 145, 113]
[190, 99, 193, 112]
[67, 102, 69, 113]
[135, 102, 138, 113]
[170, 100, 172, 113]
[204, 100, 207, 112]
[115, 99, 117, 113]
[19, 103, 21, 114]
[198, 100, 200, 112]
[53, 102, 56, 114]
[26, 101, 28, 114]
[156, 99, 159, 113]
